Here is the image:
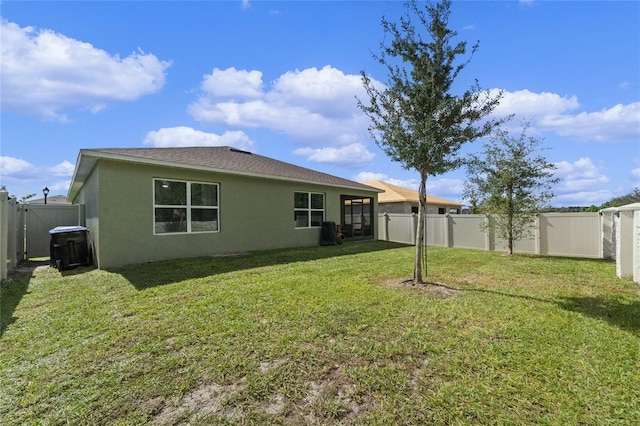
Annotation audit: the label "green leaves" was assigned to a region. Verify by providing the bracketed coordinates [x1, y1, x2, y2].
[464, 124, 560, 253]
[358, 0, 505, 178]
[357, 0, 507, 281]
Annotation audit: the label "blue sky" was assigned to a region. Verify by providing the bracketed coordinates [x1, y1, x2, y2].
[1, 0, 639, 207]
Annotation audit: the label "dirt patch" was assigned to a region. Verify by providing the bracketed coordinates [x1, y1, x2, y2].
[151, 366, 377, 425]
[293, 366, 376, 424]
[380, 278, 459, 298]
[260, 357, 288, 373]
[153, 379, 246, 425]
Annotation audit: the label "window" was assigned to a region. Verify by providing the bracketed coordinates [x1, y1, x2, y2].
[294, 192, 324, 228]
[154, 179, 219, 234]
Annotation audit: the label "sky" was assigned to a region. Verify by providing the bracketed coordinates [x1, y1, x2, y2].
[1, 0, 639, 207]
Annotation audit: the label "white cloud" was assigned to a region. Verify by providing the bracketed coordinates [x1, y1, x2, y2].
[631, 168, 640, 180]
[188, 65, 381, 150]
[0, 156, 38, 180]
[553, 157, 609, 193]
[294, 143, 374, 168]
[0, 157, 73, 195]
[143, 126, 255, 151]
[491, 89, 579, 119]
[354, 171, 389, 182]
[553, 190, 614, 206]
[270, 66, 367, 116]
[490, 89, 639, 143]
[50, 180, 72, 193]
[48, 161, 75, 177]
[200, 67, 263, 99]
[0, 19, 171, 121]
[538, 102, 640, 142]
[426, 178, 465, 197]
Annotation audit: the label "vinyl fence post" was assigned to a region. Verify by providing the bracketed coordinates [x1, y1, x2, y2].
[412, 213, 418, 245]
[535, 214, 541, 255]
[7, 197, 18, 272]
[382, 212, 389, 241]
[445, 213, 452, 247]
[0, 190, 8, 281]
[484, 214, 494, 252]
[634, 210, 640, 284]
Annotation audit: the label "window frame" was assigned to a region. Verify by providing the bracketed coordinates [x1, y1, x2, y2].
[153, 178, 220, 235]
[294, 191, 325, 229]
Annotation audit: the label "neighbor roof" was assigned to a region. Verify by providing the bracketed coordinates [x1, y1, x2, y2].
[69, 147, 382, 200]
[360, 180, 462, 207]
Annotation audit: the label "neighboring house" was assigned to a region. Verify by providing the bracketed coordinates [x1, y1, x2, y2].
[68, 147, 381, 269]
[360, 180, 462, 214]
[27, 195, 69, 204]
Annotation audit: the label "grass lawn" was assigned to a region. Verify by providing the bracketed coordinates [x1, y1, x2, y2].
[1, 241, 638, 425]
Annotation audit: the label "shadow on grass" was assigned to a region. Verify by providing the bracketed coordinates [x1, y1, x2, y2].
[447, 285, 640, 336]
[111, 240, 408, 291]
[0, 260, 48, 337]
[558, 296, 640, 336]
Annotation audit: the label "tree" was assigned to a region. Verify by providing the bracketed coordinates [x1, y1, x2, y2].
[358, 0, 506, 284]
[19, 193, 36, 203]
[599, 187, 640, 209]
[463, 125, 559, 255]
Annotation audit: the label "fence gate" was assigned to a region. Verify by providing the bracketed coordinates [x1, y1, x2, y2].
[24, 204, 84, 259]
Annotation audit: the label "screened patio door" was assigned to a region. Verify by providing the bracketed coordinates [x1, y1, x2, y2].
[341, 196, 374, 240]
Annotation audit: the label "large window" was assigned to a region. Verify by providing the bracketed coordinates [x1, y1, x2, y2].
[154, 179, 219, 234]
[294, 192, 324, 228]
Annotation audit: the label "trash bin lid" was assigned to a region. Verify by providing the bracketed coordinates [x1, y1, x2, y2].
[49, 226, 88, 234]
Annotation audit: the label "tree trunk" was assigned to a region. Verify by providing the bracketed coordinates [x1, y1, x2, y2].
[414, 174, 428, 284]
[507, 186, 514, 255]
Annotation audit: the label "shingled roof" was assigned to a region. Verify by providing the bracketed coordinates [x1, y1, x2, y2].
[360, 180, 462, 207]
[69, 146, 381, 199]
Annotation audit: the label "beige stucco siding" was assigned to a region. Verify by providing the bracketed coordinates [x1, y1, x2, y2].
[87, 160, 377, 268]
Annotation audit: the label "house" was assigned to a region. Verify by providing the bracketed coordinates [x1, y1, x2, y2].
[27, 195, 69, 204]
[68, 147, 381, 269]
[360, 180, 462, 214]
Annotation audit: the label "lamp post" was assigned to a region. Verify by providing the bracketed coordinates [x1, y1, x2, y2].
[43, 187, 49, 204]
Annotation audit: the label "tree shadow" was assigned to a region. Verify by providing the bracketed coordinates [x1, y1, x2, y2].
[446, 285, 639, 336]
[111, 240, 408, 291]
[557, 296, 640, 336]
[0, 260, 48, 338]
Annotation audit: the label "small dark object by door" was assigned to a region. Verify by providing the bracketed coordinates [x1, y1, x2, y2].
[49, 226, 90, 270]
[320, 221, 341, 246]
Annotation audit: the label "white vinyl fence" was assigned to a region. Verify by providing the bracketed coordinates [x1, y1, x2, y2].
[0, 191, 8, 281]
[379, 210, 640, 284]
[381, 212, 598, 257]
[1, 190, 84, 281]
[0, 191, 23, 281]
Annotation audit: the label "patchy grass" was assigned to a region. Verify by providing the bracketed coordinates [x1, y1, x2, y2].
[1, 242, 638, 425]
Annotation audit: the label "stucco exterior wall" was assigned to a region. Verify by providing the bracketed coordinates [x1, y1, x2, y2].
[379, 202, 412, 214]
[379, 201, 460, 214]
[71, 162, 101, 267]
[81, 160, 377, 268]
